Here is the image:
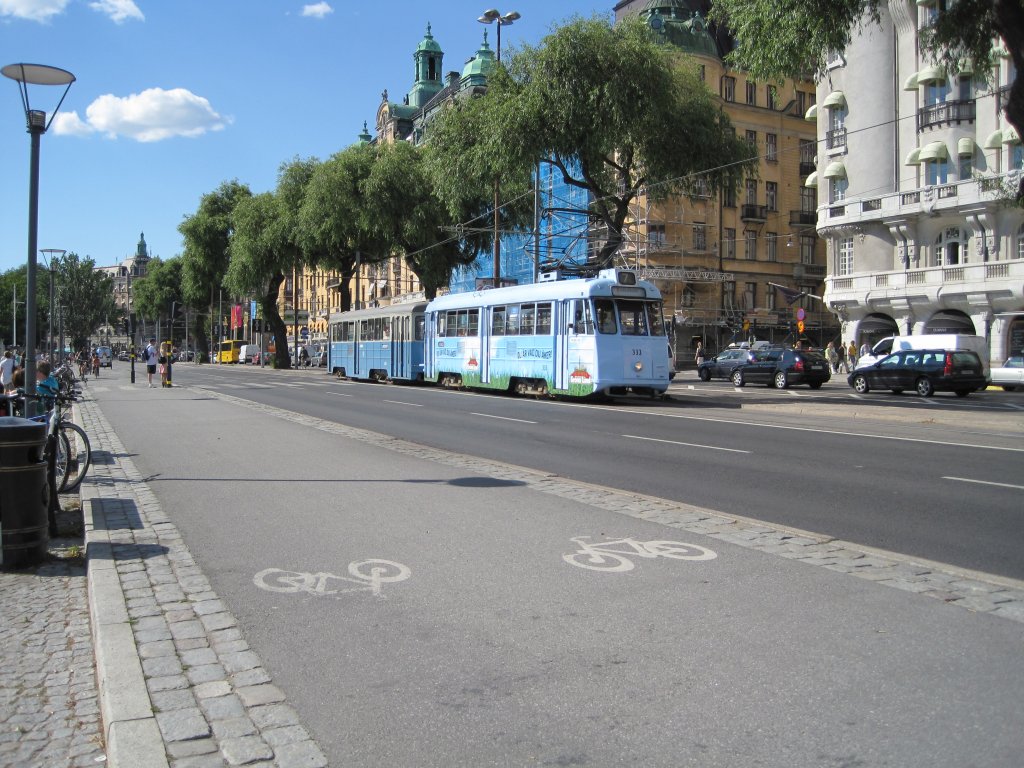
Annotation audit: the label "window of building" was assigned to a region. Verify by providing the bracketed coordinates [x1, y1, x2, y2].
[935, 227, 967, 266]
[958, 75, 972, 101]
[924, 79, 951, 107]
[692, 223, 707, 251]
[925, 158, 949, 185]
[838, 237, 854, 275]
[1012, 143, 1024, 171]
[766, 133, 778, 162]
[723, 76, 736, 102]
[746, 81, 756, 105]
[959, 153, 973, 180]
[744, 230, 757, 260]
[1018, 223, 1024, 261]
[724, 228, 736, 260]
[766, 233, 778, 262]
[767, 86, 779, 111]
[829, 104, 847, 131]
[797, 91, 807, 115]
[745, 179, 758, 205]
[745, 129, 757, 149]
[799, 138, 815, 165]
[648, 224, 666, 247]
[744, 282, 757, 310]
[801, 235, 816, 265]
[724, 281, 736, 309]
[765, 182, 778, 211]
[800, 186, 816, 212]
[830, 177, 848, 203]
[723, 185, 736, 208]
[766, 288, 776, 311]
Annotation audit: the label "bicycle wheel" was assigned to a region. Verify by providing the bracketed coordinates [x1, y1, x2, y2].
[58, 422, 91, 493]
[252, 568, 312, 593]
[52, 430, 72, 492]
[562, 551, 635, 572]
[348, 559, 411, 584]
[643, 540, 718, 561]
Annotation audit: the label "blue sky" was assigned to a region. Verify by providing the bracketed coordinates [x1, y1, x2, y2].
[0, 0, 606, 273]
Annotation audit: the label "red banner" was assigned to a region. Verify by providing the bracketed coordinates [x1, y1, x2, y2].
[231, 304, 244, 330]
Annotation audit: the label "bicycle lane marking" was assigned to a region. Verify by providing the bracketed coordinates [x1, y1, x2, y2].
[562, 536, 718, 572]
[253, 559, 412, 598]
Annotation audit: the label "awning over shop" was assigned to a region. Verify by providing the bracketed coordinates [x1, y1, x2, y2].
[904, 148, 922, 165]
[903, 72, 919, 91]
[857, 314, 899, 333]
[822, 91, 846, 108]
[924, 311, 976, 334]
[804, 171, 818, 188]
[918, 141, 948, 161]
[823, 161, 847, 179]
[917, 64, 947, 84]
[957, 138, 976, 156]
[804, 104, 818, 121]
[984, 130, 1003, 149]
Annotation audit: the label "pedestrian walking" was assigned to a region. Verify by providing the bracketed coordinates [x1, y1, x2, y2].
[694, 341, 705, 367]
[847, 341, 858, 369]
[825, 341, 839, 373]
[0, 350, 15, 391]
[144, 338, 159, 387]
[160, 341, 173, 387]
[836, 341, 848, 374]
[859, 340, 871, 359]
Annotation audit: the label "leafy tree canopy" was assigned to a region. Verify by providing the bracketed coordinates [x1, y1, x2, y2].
[428, 15, 757, 266]
[55, 252, 117, 352]
[179, 179, 252, 307]
[132, 257, 183, 324]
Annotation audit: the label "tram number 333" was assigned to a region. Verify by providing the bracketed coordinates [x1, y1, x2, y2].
[254, 560, 411, 598]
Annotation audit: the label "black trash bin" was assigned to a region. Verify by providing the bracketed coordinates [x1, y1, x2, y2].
[0, 416, 50, 568]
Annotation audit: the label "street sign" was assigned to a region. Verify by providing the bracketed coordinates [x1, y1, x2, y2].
[797, 308, 806, 321]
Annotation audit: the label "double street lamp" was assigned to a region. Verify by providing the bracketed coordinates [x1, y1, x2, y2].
[2, 62, 75, 411]
[477, 9, 520, 288]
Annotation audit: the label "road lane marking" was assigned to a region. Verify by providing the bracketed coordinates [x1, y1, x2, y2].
[623, 434, 750, 454]
[942, 476, 1024, 491]
[470, 412, 537, 424]
[328, 392, 353, 398]
[383, 399, 422, 407]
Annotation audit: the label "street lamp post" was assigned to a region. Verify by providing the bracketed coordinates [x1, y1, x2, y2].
[477, 9, 520, 288]
[40, 248, 65, 365]
[2, 63, 75, 413]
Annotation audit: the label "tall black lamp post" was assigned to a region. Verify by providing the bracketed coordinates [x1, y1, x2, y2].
[477, 9, 520, 288]
[2, 63, 75, 413]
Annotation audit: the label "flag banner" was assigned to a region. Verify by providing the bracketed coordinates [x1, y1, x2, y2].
[768, 282, 806, 305]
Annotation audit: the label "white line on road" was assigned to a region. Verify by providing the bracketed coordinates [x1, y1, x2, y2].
[328, 392, 353, 398]
[383, 399, 423, 407]
[470, 412, 538, 424]
[623, 434, 750, 454]
[942, 476, 1024, 490]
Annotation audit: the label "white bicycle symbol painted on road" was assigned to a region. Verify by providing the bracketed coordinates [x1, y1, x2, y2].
[254, 560, 411, 598]
[562, 536, 717, 572]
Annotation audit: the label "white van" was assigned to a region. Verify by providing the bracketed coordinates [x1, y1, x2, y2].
[239, 344, 260, 364]
[857, 334, 990, 377]
[95, 346, 113, 368]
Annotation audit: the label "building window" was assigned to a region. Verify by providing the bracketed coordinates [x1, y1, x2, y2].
[766, 133, 778, 162]
[767, 86, 779, 111]
[744, 230, 757, 260]
[766, 288, 776, 311]
[745, 179, 758, 205]
[838, 237, 854, 275]
[925, 158, 949, 186]
[959, 153, 973, 180]
[830, 177, 848, 203]
[723, 76, 736, 102]
[723, 185, 736, 208]
[801, 235, 816, 265]
[925, 80, 951, 107]
[724, 228, 736, 260]
[765, 182, 778, 211]
[1018, 223, 1024, 260]
[797, 91, 807, 115]
[648, 224, 666, 247]
[745, 81, 756, 105]
[935, 227, 967, 266]
[692, 223, 707, 251]
[829, 104, 847, 131]
[766, 233, 778, 262]
[800, 186, 816, 212]
[724, 280, 736, 309]
[744, 282, 757, 310]
[745, 129, 757, 149]
[1012, 143, 1024, 171]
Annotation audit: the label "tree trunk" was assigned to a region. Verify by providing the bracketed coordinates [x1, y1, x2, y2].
[264, 271, 290, 369]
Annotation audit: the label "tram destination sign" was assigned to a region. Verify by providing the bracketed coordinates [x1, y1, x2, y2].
[637, 268, 734, 282]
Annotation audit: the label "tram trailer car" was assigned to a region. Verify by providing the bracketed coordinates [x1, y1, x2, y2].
[327, 302, 427, 382]
[425, 268, 670, 398]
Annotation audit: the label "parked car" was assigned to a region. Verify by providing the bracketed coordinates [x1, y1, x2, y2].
[238, 344, 260, 364]
[989, 355, 1024, 391]
[848, 349, 986, 397]
[856, 334, 990, 378]
[117, 351, 129, 362]
[697, 347, 755, 381]
[730, 347, 831, 389]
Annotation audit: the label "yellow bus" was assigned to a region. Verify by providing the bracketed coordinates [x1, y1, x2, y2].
[218, 340, 244, 364]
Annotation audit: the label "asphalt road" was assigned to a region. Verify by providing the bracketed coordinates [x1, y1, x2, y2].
[148, 362, 1024, 580]
[86, 366, 1024, 767]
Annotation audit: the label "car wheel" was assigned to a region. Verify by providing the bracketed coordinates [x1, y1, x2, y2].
[1003, 386, 1017, 392]
[891, 388, 903, 395]
[731, 370, 744, 387]
[698, 368, 711, 382]
[851, 374, 870, 394]
[954, 389, 970, 398]
[915, 377, 935, 397]
[774, 371, 788, 389]
[808, 382, 823, 390]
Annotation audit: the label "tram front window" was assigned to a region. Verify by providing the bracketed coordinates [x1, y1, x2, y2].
[617, 300, 649, 336]
[595, 299, 617, 334]
[647, 302, 666, 336]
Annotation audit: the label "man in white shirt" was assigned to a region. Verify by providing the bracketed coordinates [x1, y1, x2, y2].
[0, 350, 15, 390]
[144, 338, 159, 387]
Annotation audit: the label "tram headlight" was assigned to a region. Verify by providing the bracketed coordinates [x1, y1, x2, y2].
[634, 361, 644, 372]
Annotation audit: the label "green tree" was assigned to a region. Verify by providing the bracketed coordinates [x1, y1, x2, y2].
[363, 141, 489, 299]
[54, 253, 117, 352]
[427, 16, 757, 267]
[0, 265, 48, 351]
[710, 0, 1024, 200]
[132, 257, 184, 345]
[180, 180, 252, 362]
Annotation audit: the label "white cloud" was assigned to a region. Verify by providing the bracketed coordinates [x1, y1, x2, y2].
[54, 87, 229, 142]
[0, 0, 70, 22]
[51, 110, 95, 136]
[301, 2, 332, 19]
[88, 0, 143, 23]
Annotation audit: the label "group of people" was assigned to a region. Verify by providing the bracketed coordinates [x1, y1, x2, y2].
[824, 340, 862, 374]
[0, 349, 61, 415]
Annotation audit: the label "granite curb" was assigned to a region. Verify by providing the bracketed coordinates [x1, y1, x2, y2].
[77, 397, 328, 768]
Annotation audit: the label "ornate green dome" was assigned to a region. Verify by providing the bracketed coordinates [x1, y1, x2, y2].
[461, 30, 495, 87]
[642, 1, 720, 59]
[416, 22, 442, 53]
[357, 121, 372, 144]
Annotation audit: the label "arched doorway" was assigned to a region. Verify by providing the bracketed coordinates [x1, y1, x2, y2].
[924, 309, 975, 334]
[857, 313, 898, 347]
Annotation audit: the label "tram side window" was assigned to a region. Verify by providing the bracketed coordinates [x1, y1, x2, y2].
[595, 299, 618, 334]
[572, 300, 594, 334]
[521, 304, 536, 335]
[647, 302, 666, 336]
[330, 324, 340, 342]
[618, 300, 649, 336]
[415, 316, 425, 341]
[505, 305, 520, 335]
[535, 302, 552, 335]
[492, 307, 506, 336]
[436, 312, 448, 337]
[342, 322, 354, 342]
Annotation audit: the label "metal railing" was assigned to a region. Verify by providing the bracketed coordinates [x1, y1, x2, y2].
[917, 99, 975, 131]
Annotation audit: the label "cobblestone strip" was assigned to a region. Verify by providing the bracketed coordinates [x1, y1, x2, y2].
[202, 386, 1024, 625]
[78, 398, 327, 768]
[0, 559, 105, 768]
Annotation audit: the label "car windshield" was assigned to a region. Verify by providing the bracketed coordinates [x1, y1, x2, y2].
[1005, 357, 1023, 368]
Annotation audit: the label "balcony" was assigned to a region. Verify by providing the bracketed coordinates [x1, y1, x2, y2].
[826, 128, 847, 151]
[917, 99, 975, 131]
[740, 204, 767, 222]
[789, 210, 817, 227]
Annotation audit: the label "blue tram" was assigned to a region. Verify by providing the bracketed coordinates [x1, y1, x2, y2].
[327, 302, 427, 382]
[424, 268, 670, 397]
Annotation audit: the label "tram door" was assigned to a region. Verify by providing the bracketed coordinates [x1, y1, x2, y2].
[391, 317, 403, 378]
[554, 300, 571, 391]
